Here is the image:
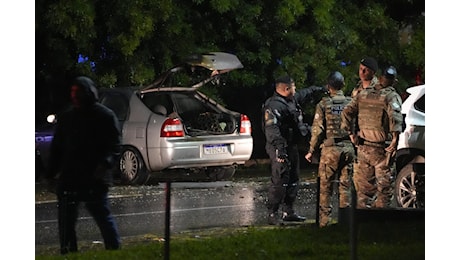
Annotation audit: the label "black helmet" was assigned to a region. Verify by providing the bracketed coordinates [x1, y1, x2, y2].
[383, 66, 397, 79]
[327, 71, 345, 90]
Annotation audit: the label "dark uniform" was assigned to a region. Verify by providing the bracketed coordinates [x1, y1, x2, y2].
[308, 72, 355, 227]
[45, 76, 122, 254]
[263, 76, 325, 224]
[341, 68, 403, 208]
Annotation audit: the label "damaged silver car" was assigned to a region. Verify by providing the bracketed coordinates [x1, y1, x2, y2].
[99, 52, 253, 184]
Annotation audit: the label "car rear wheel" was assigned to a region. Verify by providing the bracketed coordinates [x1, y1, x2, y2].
[119, 147, 148, 185]
[206, 166, 236, 181]
[394, 163, 423, 208]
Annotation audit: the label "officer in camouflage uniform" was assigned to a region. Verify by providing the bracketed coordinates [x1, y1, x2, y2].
[305, 71, 355, 227]
[351, 57, 380, 98]
[341, 66, 403, 208]
[263, 75, 326, 225]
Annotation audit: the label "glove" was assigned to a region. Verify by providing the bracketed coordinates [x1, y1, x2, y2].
[276, 149, 289, 163]
[277, 153, 288, 161]
[309, 85, 327, 93]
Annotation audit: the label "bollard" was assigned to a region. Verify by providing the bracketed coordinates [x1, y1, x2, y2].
[164, 181, 171, 260]
[315, 176, 320, 227]
[350, 180, 357, 260]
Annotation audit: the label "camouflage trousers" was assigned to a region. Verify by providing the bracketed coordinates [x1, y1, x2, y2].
[318, 142, 355, 227]
[354, 144, 393, 209]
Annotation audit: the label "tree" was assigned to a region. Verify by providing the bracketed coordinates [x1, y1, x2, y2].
[36, 0, 424, 117]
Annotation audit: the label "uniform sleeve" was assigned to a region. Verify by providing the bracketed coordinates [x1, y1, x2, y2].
[295, 85, 326, 106]
[341, 95, 358, 134]
[263, 105, 287, 154]
[385, 91, 403, 133]
[308, 102, 325, 154]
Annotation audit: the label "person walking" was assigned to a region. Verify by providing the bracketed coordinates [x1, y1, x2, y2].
[263, 75, 325, 225]
[44, 76, 122, 254]
[341, 66, 403, 209]
[305, 71, 355, 227]
[351, 57, 379, 98]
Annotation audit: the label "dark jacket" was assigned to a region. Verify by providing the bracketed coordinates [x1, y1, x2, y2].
[46, 77, 121, 190]
[263, 86, 324, 154]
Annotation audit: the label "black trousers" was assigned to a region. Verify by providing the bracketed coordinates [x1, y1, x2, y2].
[57, 187, 121, 254]
[266, 144, 300, 214]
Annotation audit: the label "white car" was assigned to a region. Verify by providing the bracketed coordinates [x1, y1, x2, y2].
[37, 52, 254, 185]
[394, 84, 425, 208]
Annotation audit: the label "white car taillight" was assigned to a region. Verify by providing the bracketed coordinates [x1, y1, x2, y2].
[160, 118, 185, 137]
[240, 114, 252, 135]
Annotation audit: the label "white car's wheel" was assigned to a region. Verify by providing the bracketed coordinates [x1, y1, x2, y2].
[394, 163, 422, 208]
[119, 148, 148, 185]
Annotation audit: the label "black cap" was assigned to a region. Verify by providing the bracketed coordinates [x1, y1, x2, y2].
[275, 75, 294, 85]
[360, 57, 378, 73]
[383, 66, 397, 79]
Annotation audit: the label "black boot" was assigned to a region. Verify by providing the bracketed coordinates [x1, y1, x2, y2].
[282, 212, 306, 222]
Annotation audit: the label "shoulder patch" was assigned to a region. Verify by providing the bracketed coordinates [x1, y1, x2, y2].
[264, 109, 277, 126]
[391, 101, 401, 112]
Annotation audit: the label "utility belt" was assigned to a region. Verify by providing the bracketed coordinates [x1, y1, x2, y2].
[323, 136, 351, 147]
[357, 137, 386, 148]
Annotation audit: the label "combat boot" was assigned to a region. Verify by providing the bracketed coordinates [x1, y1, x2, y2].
[282, 212, 306, 222]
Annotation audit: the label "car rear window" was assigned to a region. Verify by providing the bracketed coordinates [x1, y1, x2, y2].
[414, 94, 425, 113]
[100, 93, 129, 121]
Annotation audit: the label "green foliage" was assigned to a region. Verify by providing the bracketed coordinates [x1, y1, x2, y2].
[36, 0, 424, 106]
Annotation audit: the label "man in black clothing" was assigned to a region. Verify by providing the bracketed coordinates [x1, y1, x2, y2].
[45, 76, 122, 254]
[262, 75, 325, 225]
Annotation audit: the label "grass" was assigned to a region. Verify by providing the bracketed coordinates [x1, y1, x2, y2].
[35, 220, 424, 259]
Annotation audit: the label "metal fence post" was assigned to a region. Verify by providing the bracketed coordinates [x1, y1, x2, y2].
[164, 181, 171, 260]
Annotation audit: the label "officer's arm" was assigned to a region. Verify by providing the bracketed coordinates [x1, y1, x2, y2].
[264, 108, 288, 154]
[295, 85, 327, 105]
[385, 93, 403, 152]
[340, 96, 358, 135]
[386, 93, 403, 134]
[308, 102, 325, 155]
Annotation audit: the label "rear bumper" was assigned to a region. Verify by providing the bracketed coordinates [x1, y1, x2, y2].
[148, 136, 253, 171]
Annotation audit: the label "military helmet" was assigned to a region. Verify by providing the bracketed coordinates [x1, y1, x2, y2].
[327, 71, 345, 90]
[383, 66, 397, 79]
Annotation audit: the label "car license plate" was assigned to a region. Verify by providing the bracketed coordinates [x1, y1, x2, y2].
[203, 144, 229, 155]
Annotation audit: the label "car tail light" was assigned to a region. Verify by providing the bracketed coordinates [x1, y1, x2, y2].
[160, 118, 185, 137]
[240, 114, 252, 135]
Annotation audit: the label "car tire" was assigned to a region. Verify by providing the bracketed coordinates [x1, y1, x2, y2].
[394, 163, 422, 208]
[119, 147, 149, 185]
[206, 166, 236, 181]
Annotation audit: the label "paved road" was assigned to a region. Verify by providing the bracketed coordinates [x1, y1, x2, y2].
[35, 167, 337, 251]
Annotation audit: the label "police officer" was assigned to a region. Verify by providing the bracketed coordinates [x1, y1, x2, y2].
[341, 66, 403, 208]
[305, 71, 355, 227]
[351, 57, 380, 98]
[263, 75, 325, 225]
[378, 65, 398, 89]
